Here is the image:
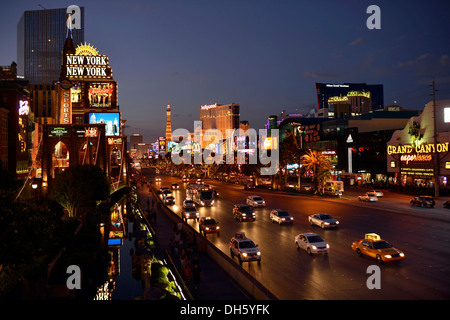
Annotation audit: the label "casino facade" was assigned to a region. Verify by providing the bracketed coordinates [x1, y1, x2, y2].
[386, 100, 450, 190]
[40, 27, 127, 192]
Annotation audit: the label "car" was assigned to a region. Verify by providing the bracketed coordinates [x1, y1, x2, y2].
[352, 233, 405, 263]
[369, 190, 384, 197]
[160, 186, 170, 192]
[161, 189, 172, 198]
[233, 204, 256, 222]
[182, 177, 189, 182]
[246, 195, 265, 207]
[183, 198, 196, 208]
[244, 183, 256, 190]
[199, 217, 220, 236]
[155, 177, 161, 182]
[358, 192, 378, 202]
[164, 195, 175, 205]
[229, 232, 261, 265]
[295, 233, 329, 255]
[269, 209, 294, 224]
[308, 213, 339, 228]
[182, 206, 199, 221]
[171, 183, 179, 189]
[410, 196, 435, 208]
[444, 200, 450, 209]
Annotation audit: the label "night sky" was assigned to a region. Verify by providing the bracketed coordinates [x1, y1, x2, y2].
[1, 0, 449, 142]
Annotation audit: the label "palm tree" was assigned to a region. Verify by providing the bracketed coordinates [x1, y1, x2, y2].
[301, 149, 333, 194]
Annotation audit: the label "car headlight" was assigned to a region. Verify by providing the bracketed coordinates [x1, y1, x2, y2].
[325, 222, 330, 225]
[399, 252, 405, 257]
[257, 251, 261, 256]
[211, 200, 214, 204]
[242, 213, 246, 216]
[201, 201, 205, 205]
[311, 245, 317, 250]
[336, 221, 339, 224]
[282, 218, 285, 221]
[385, 255, 392, 259]
[205, 227, 209, 231]
[326, 244, 330, 249]
[242, 253, 247, 257]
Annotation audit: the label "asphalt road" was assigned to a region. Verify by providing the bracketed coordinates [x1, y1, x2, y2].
[143, 169, 450, 300]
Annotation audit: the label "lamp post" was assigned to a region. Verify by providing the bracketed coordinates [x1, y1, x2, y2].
[31, 182, 38, 200]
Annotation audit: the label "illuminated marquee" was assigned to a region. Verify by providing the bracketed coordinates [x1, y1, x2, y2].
[65, 44, 112, 80]
[61, 89, 72, 124]
[387, 142, 449, 155]
[66, 55, 112, 79]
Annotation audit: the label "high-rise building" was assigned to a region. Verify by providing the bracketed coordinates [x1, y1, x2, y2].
[17, 7, 85, 85]
[166, 104, 172, 142]
[200, 103, 240, 139]
[315, 83, 384, 112]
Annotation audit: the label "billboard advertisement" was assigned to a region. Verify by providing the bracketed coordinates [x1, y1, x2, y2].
[88, 112, 120, 136]
[88, 82, 116, 108]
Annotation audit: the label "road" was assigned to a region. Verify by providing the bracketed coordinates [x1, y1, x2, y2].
[143, 169, 450, 300]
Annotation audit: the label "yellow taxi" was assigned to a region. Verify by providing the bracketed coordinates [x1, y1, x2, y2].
[352, 233, 405, 263]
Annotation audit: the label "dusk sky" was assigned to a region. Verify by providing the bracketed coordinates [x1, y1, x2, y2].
[1, 0, 449, 142]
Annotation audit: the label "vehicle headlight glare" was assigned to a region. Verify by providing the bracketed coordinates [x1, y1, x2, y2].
[242, 253, 247, 257]
[385, 255, 392, 259]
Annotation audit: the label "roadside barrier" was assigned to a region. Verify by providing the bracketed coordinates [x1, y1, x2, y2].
[149, 184, 278, 300]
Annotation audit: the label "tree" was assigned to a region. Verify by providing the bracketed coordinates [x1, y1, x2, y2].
[276, 133, 301, 190]
[301, 149, 333, 194]
[50, 165, 110, 219]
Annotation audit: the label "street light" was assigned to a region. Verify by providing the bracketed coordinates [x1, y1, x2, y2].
[31, 182, 38, 200]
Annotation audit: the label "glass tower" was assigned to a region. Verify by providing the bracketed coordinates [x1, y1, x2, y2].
[17, 7, 85, 85]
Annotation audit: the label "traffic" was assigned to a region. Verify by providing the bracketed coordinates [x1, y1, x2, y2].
[149, 170, 450, 300]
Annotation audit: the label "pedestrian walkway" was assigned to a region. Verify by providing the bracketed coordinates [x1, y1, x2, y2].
[137, 187, 251, 300]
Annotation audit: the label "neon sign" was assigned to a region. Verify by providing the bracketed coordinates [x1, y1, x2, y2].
[400, 154, 432, 164]
[201, 104, 217, 111]
[18, 100, 29, 116]
[387, 142, 449, 155]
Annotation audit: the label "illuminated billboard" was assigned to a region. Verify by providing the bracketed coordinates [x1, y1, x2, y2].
[88, 112, 120, 136]
[88, 82, 116, 108]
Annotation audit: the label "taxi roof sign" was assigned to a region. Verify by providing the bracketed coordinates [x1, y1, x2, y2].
[365, 233, 381, 240]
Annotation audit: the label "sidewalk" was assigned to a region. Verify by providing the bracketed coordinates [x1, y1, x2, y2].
[137, 187, 251, 300]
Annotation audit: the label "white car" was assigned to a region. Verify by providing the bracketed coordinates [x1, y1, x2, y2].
[369, 190, 384, 197]
[308, 213, 339, 228]
[358, 192, 378, 202]
[182, 206, 199, 221]
[246, 195, 265, 207]
[269, 209, 294, 224]
[295, 233, 329, 255]
[229, 232, 261, 265]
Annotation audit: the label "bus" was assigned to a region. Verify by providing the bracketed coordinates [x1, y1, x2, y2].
[186, 183, 215, 206]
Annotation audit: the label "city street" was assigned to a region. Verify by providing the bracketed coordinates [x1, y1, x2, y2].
[144, 168, 450, 300]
